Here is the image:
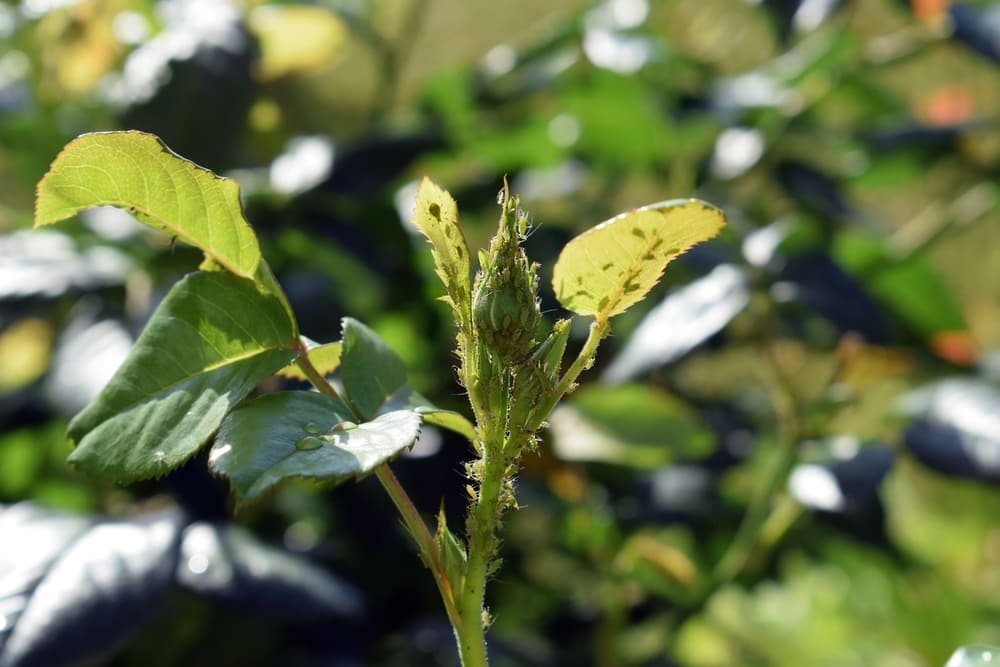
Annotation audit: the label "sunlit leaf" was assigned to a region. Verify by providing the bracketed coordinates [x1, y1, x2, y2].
[248, 5, 348, 81]
[553, 199, 725, 319]
[67, 272, 298, 482]
[35, 131, 261, 278]
[209, 392, 420, 507]
[946, 646, 1000, 667]
[410, 178, 473, 331]
[276, 339, 342, 381]
[0, 318, 53, 393]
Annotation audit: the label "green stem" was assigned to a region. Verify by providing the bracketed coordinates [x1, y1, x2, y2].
[293, 344, 461, 629]
[457, 429, 505, 667]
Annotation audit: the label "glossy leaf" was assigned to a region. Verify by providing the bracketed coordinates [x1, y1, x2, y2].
[209, 392, 420, 506]
[553, 199, 726, 318]
[68, 271, 298, 482]
[602, 264, 749, 384]
[410, 178, 473, 331]
[0, 503, 184, 667]
[175, 521, 362, 619]
[946, 646, 1000, 667]
[35, 131, 260, 278]
[340, 317, 408, 420]
[899, 379, 1000, 482]
[276, 338, 342, 381]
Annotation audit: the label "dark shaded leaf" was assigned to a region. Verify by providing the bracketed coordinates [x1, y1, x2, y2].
[175, 521, 362, 620]
[777, 251, 892, 343]
[790, 441, 894, 513]
[339, 317, 408, 420]
[948, 4, 1000, 64]
[900, 379, 1000, 482]
[0, 503, 184, 667]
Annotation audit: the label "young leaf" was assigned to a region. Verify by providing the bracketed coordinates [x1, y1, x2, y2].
[410, 178, 473, 331]
[340, 317, 408, 420]
[209, 392, 421, 507]
[552, 199, 726, 319]
[35, 131, 261, 278]
[381, 386, 477, 443]
[435, 505, 467, 599]
[276, 339, 342, 381]
[67, 272, 298, 482]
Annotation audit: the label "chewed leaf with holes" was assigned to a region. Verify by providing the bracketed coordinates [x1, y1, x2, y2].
[67, 271, 298, 482]
[553, 199, 726, 319]
[410, 178, 472, 331]
[209, 392, 421, 507]
[35, 131, 260, 278]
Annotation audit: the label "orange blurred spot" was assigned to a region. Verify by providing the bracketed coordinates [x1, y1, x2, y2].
[547, 467, 586, 502]
[930, 330, 979, 366]
[920, 86, 974, 126]
[912, 0, 949, 21]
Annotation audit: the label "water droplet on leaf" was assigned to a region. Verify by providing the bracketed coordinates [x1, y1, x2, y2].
[295, 436, 323, 451]
[302, 422, 321, 434]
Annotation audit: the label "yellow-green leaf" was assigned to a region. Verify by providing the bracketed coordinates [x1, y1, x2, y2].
[277, 339, 343, 381]
[248, 5, 348, 81]
[553, 199, 725, 319]
[410, 178, 472, 331]
[35, 131, 261, 278]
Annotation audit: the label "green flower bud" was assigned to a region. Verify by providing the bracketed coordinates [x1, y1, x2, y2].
[472, 186, 540, 363]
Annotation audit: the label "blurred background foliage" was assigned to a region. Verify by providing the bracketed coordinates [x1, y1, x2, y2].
[1, 0, 1000, 665]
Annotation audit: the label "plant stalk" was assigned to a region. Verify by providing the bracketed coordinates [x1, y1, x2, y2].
[294, 346, 461, 629]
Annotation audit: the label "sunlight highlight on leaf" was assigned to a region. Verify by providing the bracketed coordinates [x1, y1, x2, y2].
[35, 131, 261, 278]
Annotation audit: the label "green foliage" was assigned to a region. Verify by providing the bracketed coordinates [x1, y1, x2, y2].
[210, 392, 420, 507]
[67, 271, 298, 482]
[35, 132, 261, 278]
[340, 317, 409, 420]
[29, 125, 723, 665]
[5, 1, 1000, 664]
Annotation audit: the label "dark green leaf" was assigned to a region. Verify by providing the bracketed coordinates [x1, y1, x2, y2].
[67, 271, 298, 482]
[209, 392, 420, 507]
[340, 317, 408, 420]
